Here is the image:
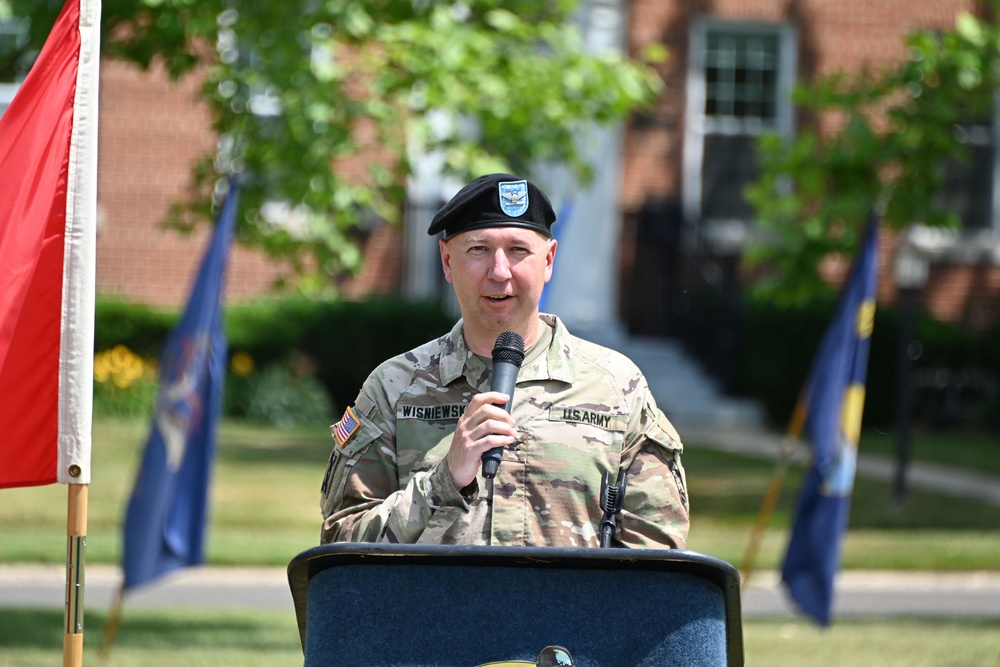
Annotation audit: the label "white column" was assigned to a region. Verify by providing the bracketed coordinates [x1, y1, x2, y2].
[538, 0, 627, 333]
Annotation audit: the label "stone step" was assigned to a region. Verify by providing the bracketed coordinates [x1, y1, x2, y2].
[574, 325, 767, 433]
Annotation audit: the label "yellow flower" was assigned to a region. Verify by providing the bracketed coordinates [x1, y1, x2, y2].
[93, 345, 155, 389]
[231, 351, 255, 377]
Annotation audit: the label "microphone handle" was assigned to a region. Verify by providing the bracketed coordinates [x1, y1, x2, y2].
[481, 359, 519, 479]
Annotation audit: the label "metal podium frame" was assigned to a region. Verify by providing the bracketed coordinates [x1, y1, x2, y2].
[287, 544, 744, 666]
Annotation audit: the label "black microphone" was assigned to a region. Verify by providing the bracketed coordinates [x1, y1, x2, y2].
[481, 331, 525, 479]
[599, 470, 627, 548]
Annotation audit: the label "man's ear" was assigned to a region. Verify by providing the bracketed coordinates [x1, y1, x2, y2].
[544, 238, 557, 284]
[439, 239, 454, 284]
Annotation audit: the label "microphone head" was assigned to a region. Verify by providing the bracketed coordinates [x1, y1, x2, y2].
[492, 331, 525, 367]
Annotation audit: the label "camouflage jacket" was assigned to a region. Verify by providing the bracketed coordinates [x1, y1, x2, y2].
[319, 314, 689, 548]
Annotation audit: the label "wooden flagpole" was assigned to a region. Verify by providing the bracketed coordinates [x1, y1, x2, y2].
[65, 482, 88, 667]
[738, 398, 808, 590]
[98, 586, 125, 663]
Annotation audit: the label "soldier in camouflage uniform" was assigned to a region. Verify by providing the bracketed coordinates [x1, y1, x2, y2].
[320, 173, 689, 548]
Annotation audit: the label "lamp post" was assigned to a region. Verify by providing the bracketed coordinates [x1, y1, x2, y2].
[892, 242, 928, 506]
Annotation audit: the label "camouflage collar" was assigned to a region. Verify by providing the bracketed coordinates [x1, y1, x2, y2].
[439, 315, 574, 388]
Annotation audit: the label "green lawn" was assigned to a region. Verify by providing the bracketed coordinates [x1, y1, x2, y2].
[682, 445, 1000, 572]
[0, 419, 323, 566]
[0, 418, 997, 571]
[857, 427, 1000, 477]
[0, 609, 997, 667]
[1, 419, 998, 666]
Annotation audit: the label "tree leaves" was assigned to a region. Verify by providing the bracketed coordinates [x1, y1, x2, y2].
[747, 3, 1000, 304]
[6, 0, 662, 292]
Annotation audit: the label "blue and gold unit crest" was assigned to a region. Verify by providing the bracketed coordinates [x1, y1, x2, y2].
[498, 179, 529, 217]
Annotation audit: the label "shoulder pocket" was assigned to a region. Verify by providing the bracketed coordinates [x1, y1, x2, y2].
[640, 402, 687, 509]
[642, 402, 683, 453]
[320, 411, 382, 515]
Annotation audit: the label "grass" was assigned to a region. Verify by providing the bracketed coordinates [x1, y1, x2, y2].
[1, 418, 998, 571]
[1, 418, 998, 666]
[681, 445, 1000, 572]
[0, 608, 302, 667]
[0, 418, 322, 566]
[741, 617, 1000, 666]
[857, 426, 1000, 477]
[0, 610, 997, 667]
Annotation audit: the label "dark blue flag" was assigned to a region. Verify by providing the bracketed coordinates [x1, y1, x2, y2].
[781, 216, 880, 626]
[121, 182, 239, 590]
[538, 197, 572, 313]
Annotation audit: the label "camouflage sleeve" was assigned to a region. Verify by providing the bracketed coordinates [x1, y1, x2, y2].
[616, 392, 690, 549]
[319, 389, 472, 544]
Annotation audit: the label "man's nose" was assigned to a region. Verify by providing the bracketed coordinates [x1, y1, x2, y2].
[489, 249, 513, 280]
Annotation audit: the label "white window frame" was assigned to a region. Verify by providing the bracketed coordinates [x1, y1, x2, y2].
[682, 17, 797, 245]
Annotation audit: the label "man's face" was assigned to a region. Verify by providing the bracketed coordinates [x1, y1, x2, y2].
[440, 226, 557, 345]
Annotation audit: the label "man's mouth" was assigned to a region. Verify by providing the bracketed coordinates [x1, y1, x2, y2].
[486, 295, 512, 301]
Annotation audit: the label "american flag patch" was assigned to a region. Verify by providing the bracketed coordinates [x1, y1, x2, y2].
[333, 406, 361, 447]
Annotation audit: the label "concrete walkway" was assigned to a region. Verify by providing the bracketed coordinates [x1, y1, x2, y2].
[3, 562, 1000, 619]
[681, 424, 1000, 507]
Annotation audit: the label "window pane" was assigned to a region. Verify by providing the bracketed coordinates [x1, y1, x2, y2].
[704, 30, 778, 122]
[937, 137, 993, 230]
[701, 134, 759, 220]
[0, 16, 30, 83]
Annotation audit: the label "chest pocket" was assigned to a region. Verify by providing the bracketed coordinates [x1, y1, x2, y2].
[547, 406, 628, 434]
[525, 403, 627, 476]
[393, 410, 461, 485]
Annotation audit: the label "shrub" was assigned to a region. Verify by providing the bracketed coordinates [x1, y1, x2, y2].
[94, 294, 454, 424]
[92, 345, 158, 418]
[735, 294, 999, 432]
[93, 297, 175, 358]
[240, 363, 334, 428]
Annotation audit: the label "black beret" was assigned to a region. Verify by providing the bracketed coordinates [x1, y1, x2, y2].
[427, 173, 556, 239]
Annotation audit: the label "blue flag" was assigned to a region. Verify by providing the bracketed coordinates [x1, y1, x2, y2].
[780, 217, 880, 625]
[121, 182, 239, 591]
[538, 197, 572, 314]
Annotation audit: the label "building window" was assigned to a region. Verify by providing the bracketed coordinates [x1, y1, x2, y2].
[937, 122, 995, 231]
[704, 31, 779, 122]
[0, 14, 31, 119]
[683, 19, 797, 234]
[0, 82, 16, 118]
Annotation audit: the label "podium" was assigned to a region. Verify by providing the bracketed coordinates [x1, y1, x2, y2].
[287, 544, 743, 666]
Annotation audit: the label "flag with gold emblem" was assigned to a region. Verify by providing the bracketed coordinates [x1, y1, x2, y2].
[121, 182, 239, 590]
[781, 216, 880, 626]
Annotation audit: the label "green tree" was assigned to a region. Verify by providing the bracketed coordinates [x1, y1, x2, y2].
[2, 0, 664, 287]
[746, 4, 999, 304]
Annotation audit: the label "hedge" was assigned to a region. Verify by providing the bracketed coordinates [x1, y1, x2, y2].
[94, 295, 454, 423]
[735, 296, 1000, 431]
[95, 293, 999, 432]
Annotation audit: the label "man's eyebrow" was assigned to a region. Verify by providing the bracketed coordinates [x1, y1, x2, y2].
[456, 232, 545, 249]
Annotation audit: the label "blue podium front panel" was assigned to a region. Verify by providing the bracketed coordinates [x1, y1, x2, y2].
[289, 545, 743, 667]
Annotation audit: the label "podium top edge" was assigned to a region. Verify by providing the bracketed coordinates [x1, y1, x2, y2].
[287, 544, 741, 596]
[289, 543, 737, 571]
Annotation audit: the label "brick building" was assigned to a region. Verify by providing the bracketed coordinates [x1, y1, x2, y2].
[6, 1, 1000, 331]
[618, 0, 1000, 334]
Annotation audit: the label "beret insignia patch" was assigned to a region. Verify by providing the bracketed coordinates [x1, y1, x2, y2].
[498, 179, 529, 217]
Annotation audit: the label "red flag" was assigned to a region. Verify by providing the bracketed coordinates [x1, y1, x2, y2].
[0, 0, 100, 488]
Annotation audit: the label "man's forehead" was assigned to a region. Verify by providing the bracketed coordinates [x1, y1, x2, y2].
[453, 228, 549, 245]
